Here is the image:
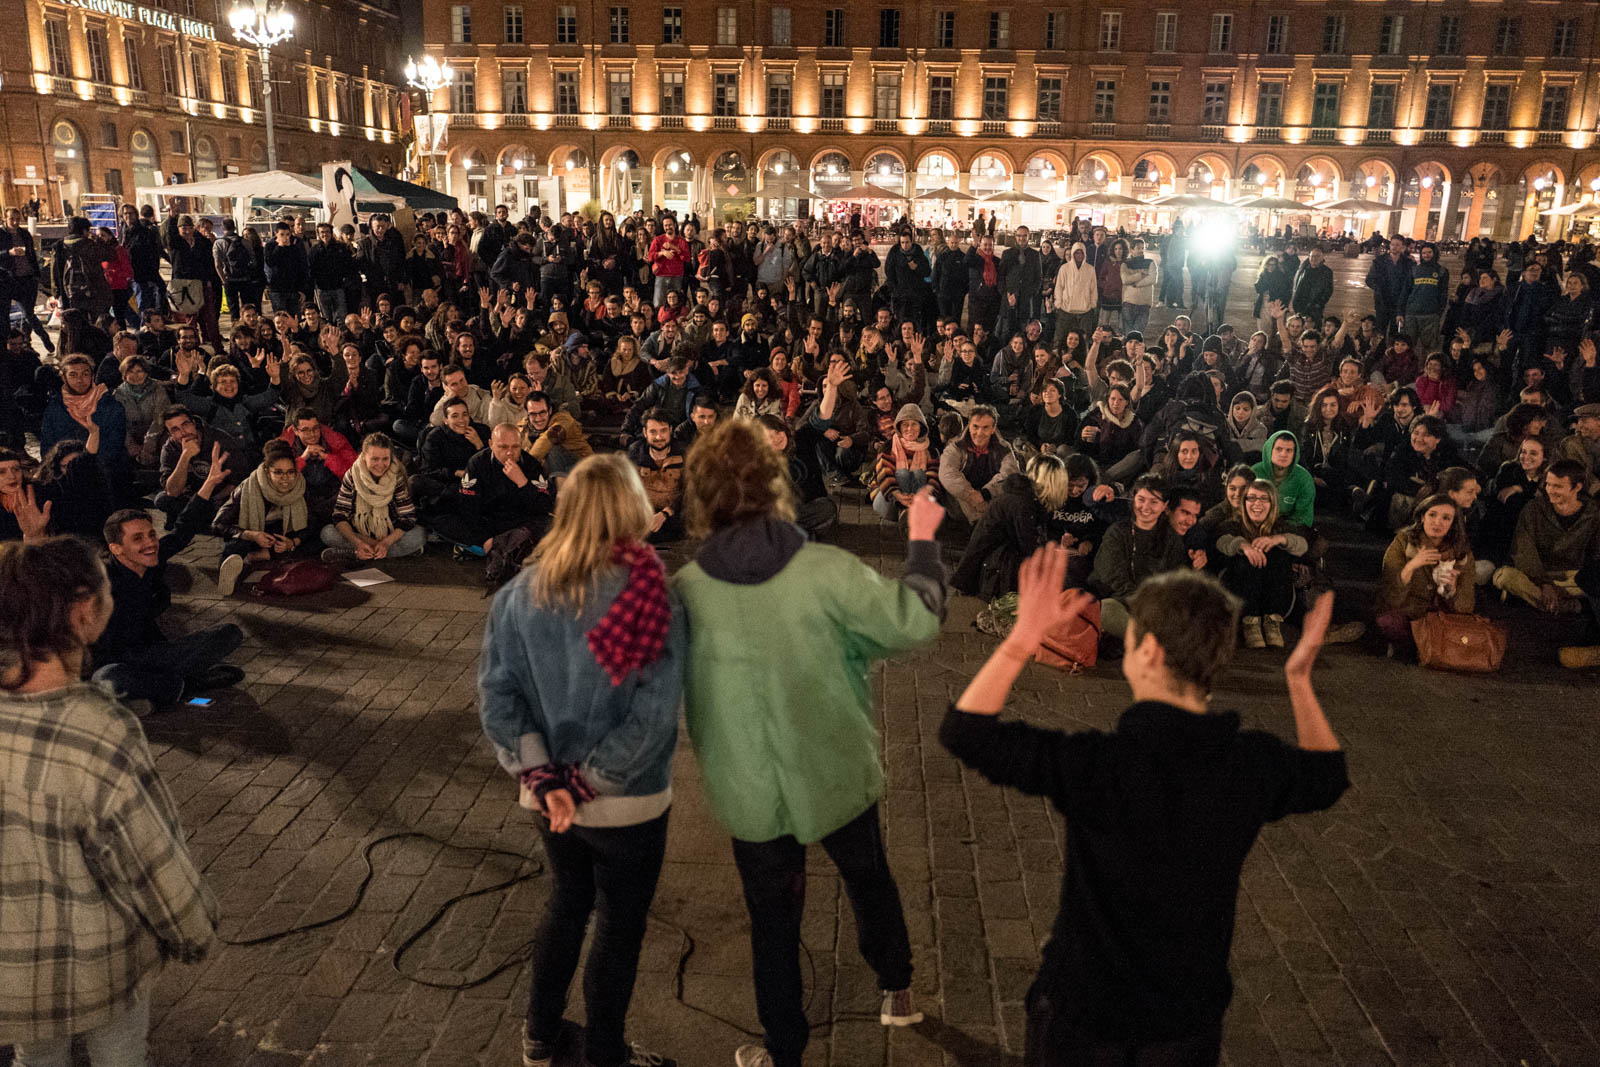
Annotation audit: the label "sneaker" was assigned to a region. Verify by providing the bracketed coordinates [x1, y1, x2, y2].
[217, 554, 245, 596]
[734, 1047, 775, 1067]
[1242, 615, 1265, 649]
[521, 1025, 553, 1067]
[880, 988, 924, 1027]
[1349, 486, 1369, 517]
[319, 548, 348, 565]
[1324, 621, 1366, 645]
[1558, 645, 1600, 669]
[1262, 614, 1285, 648]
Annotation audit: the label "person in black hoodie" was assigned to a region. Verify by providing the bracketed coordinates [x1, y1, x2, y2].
[952, 454, 1071, 597]
[430, 423, 551, 553]
[941, 548, 1347, 1067]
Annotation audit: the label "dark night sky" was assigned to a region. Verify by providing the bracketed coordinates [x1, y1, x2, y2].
[398, 0, 423, 57]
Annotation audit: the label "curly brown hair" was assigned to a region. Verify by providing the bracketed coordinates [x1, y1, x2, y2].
[684, 417, 796, 537]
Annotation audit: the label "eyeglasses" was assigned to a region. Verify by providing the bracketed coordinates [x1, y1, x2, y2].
[1244, 494, 1272, 504]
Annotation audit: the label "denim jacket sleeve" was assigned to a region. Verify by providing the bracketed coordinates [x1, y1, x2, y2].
[477, 597, 549, 775]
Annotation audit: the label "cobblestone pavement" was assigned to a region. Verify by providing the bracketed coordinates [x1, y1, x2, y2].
[6, 250, 1600, 1066]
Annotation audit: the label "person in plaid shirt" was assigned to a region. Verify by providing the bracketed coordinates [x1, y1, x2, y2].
[0, 535, 217, 1065]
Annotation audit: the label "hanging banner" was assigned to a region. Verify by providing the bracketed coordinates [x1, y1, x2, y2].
[323, 161, 358, 231]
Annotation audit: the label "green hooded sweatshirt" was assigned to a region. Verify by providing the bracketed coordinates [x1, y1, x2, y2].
[1252, 430, 1317, 529]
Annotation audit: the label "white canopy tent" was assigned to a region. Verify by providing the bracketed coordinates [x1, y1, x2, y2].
[134, 169, 403, 228]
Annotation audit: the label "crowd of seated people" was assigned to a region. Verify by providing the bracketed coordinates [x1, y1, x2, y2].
[6, 211, 1600, 673]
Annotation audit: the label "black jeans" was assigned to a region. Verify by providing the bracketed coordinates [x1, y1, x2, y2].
[91, 623, 244, 708]
[731, 804, 914, 1067]
[1220, 548, 1294, 617]
[1024, 987, 1221, 1067]
[528, 811, 669, 1067]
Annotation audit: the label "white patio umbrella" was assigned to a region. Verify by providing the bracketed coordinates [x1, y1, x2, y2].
[981, 189, 1048, 204]
[1314, 197, 1403, 214]
[1233, 195, 1313, 212]
[913, 186, 976, 202]
[1065, 191, 1145, 207]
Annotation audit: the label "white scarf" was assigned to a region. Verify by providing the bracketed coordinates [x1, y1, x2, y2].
[349, 456, 398, 539]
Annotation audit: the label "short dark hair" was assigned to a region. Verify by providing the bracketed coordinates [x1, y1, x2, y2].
[1127, 571, 1241, 693]
[162, 404, 195, 426]
[666, 356, 691, 373]
[292, 408, 320, 425]
[442, 363, 468, 379]
[1132, 473, 1169, 500]
[442, 396, 468, 414]
[1168, 486, 1206, 512]
[643, 407, 674, 428]
[1547, 458, 1588, 492]
[690, 394, 719, 414]
[1269, 379, 1296, 398]
[524, 390, 550, 410]
[1064, 452, 1099, 484]
[103, 507, 152, 546]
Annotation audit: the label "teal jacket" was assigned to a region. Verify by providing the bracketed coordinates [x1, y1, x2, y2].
[673, 519, 946, 844]
[1252, 430, 1317, 529]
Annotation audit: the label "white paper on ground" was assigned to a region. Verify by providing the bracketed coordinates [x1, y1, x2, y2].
[342, 568, 394, 587]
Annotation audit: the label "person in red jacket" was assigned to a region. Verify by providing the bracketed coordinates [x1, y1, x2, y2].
[278, 407, 356, 520]
[96, 226, 137, 329]
[646, 216, 690, 308]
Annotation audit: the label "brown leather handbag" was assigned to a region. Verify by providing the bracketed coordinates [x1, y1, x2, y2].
[1411, 612, 1506, 673]
[1034, 596, 1102, 673]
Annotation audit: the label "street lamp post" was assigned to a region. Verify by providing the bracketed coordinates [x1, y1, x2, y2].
[404, 56, 455, 191]
[229, 0, 295, 171]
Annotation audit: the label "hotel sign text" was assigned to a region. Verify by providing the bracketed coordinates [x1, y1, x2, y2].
[64, 0, 217, 40]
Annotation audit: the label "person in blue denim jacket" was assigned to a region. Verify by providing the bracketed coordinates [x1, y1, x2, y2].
[478, 452, 686, 1067]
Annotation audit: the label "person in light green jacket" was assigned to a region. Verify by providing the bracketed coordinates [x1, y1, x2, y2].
[673, 418, 949, 1067]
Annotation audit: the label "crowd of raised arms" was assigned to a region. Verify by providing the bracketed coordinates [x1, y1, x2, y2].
[1, 196, 1598, 1066]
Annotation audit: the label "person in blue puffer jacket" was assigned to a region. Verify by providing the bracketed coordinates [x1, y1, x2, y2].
[477, 452, 685, 1067]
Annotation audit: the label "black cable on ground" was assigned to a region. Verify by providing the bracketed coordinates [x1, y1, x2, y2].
[214, 828, 846, 1032]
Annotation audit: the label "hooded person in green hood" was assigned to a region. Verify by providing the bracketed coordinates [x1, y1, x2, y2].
[1253, 430, 1316, 529]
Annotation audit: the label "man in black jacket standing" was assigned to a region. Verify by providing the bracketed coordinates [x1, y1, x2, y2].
[1289, 244, 1334, 327]
[2, 206, 53, 351]
[941, 548, 1348, 1067]
[119, 204, 167, 320]
[356, 213, 407, 306]
[999, 225, 1044, 335]
[308, 221, 357, 324]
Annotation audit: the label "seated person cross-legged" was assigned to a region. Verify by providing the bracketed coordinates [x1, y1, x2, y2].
[319, 432, 427, 564]
[429, 425, 553, 561]
[92, 458, 245, 711]
[1491, 461, 1600, 663]
[211, 439, 313, 595]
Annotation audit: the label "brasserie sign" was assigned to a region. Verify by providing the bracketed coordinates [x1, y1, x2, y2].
[64, 0, 217, 39]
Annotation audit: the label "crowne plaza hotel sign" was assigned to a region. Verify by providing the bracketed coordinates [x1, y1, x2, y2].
[64, 0, 217, 39]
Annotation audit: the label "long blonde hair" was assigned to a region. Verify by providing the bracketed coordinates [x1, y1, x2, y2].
[530, 454, 653, 610]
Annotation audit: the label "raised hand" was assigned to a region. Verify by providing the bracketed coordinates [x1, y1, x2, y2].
[1284, 591, 1333, 681]
[1008, 544, 1096, 653]
[15, 485, 52, 541]
[905, 486, 945, 542]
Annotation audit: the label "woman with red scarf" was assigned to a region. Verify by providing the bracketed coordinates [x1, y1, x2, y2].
[478, 453, 686, 1067]
[966, 233, 1002, 332]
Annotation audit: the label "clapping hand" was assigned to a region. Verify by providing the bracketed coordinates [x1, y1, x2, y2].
[201, 443, 230, 492]
[905, 486, 945, 542]
[1582, 338, 1598, 367]
[1006, 545, 1095, 654]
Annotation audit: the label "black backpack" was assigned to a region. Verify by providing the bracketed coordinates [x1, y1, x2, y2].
[59, 241, 95, 303]
[223, 235, 254, 279]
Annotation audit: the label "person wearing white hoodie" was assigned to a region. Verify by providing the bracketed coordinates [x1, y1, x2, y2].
[1053, 242, 1099, 350]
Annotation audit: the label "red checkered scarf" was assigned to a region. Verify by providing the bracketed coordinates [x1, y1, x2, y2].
[586, 539, 670, 686]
